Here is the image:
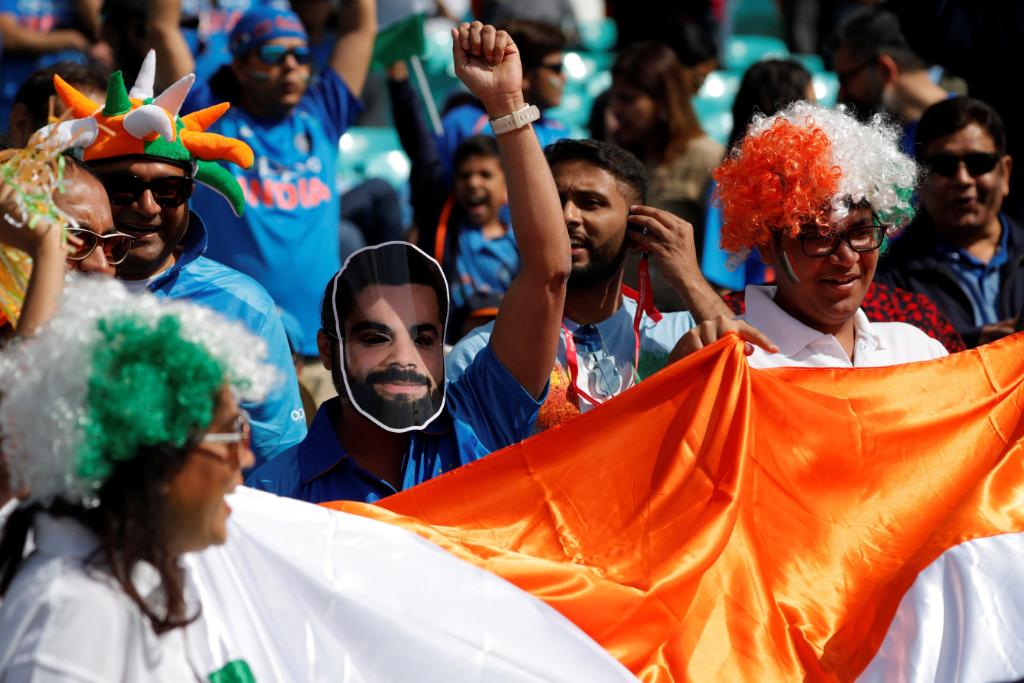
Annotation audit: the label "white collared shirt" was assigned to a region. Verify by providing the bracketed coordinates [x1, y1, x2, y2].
[740, 285, 949, 369]
[0, 513, 215, 682]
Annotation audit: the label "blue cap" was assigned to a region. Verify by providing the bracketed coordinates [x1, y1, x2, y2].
[229, 7, 309, 57]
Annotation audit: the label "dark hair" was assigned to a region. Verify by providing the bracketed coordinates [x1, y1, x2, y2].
[544, 138, 648, 205]
[915, 97, 1007, 156]
[836, 8, 925, 72]
[0, 441, 199, 634]
[453, 135, 501, 171]
[728, 59, 813, 149]
[13, 61, 111, 132]
[499, 20, 566, 73]
[611, 42, 704, 164]
[320, 243, 450, 335]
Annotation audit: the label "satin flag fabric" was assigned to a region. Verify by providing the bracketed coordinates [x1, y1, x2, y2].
[329, 333, 1024, 681]
[186, 487, 634, 682]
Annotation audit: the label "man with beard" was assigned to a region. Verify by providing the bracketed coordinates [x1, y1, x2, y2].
[246, 21, 574, 502]
[834, 8, 948, 156]
[446, 138, 761, 432]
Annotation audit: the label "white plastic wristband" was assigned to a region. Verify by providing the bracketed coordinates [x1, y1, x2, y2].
[489, 104, 540, 135]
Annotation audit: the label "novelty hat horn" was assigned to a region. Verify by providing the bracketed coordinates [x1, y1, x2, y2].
[51, 50, 255, 216]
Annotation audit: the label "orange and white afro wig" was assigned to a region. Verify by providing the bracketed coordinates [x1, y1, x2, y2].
[714, 101, 919, 254]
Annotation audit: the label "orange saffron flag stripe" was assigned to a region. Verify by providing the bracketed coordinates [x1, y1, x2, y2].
[325, 333, 1024, 681]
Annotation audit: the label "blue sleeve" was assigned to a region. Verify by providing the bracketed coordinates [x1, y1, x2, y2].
[244, 446, 301, 497]
[446, 344, 545, 453]
[444, 325, 490, 382]
[300, 68, 363, 141]
[244, 307, 307, 468]
[182, 78, 218, 116]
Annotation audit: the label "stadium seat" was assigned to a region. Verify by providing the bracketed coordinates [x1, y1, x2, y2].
[577, 18, 617, 52]
[791, 53, 825, 74]
[730, 0, 785, 37]
[724, 35, 789, 73]
[813, 73, 839, 106]
[698, 71, 741, 102]
[692, 96, 734, 146]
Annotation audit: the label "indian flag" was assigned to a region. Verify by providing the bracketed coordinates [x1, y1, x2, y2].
[191, 334, 1024, 681]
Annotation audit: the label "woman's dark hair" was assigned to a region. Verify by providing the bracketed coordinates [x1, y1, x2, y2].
[544, 138, 649, 206]
[0, 440, 200, 634]
[728, 59, 813, 149]
[611, 42, 704, 164]
[915, 97, 1007, 157]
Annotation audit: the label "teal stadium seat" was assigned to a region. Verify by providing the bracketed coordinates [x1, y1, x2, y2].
[724, 35, 789, 73]
[692, 96, 733, 147]
[339, 127, 408, 185]
[791, 53, 825, 74]
[577, 18, 617, 52]
[812, 73, 839, 106]
[730, 0, 784, 37]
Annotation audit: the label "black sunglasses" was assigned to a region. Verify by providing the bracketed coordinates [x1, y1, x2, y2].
[66, 227, 135, 265]
[539, 61, 564, 75]
[923, 152, 1001, 178]
[98, 172, 194, 208]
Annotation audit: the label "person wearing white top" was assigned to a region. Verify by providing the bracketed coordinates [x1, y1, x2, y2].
[740, 284, 948, 368]
[671, 101, 945, 367]
[0, 277, 276, 682]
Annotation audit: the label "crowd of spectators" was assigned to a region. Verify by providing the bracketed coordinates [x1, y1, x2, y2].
[1, 0, 1023, 675]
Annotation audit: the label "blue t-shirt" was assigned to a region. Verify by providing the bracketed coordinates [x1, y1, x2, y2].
[184, 68, 362, 356]
[450, 221, 519, 312]
[246, 343, 543, 503]
[0, 0, 85, 129]
[436, 103, 569, 186]
[938, 214, 1010, 326]
[147, 212, 307, 466]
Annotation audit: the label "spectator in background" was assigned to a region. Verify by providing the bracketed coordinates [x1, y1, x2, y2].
[876, 98, 1022, 348]
[437, 19, 569, 186]
[834, 8, 948, 156]
[888, 1, 1024, 224]
[149, 3, 377, 409]
[0, 0, 101, 129]
[388, 61, 516, 335]
[5, 61, 108, 147]
[609, 42, 723, 311]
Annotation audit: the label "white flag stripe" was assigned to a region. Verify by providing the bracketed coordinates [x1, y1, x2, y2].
[186, 487, 637, 682]
[861, 531, 1024, 682]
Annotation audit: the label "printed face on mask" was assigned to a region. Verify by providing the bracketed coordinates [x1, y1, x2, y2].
[330, 243, 449, 432]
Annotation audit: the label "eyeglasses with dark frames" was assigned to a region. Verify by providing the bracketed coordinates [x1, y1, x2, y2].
[796, 223, 887, 258]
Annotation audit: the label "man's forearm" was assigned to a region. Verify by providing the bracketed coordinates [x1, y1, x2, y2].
[666, 269, 732, 323]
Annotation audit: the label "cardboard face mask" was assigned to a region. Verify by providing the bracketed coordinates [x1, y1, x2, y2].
[330, 242, 449, 433]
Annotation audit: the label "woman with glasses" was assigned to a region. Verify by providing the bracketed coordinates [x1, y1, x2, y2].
[671, 101, 948, 368]
[0, 274, 273, 680]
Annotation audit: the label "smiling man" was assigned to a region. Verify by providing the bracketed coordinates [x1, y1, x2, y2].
[876, 97, 1021, 348]
[55, 55, 308, 467]
[672, 101, 948, 368]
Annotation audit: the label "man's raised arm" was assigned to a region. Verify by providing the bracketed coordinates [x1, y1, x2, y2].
[452, 21, 570, 399]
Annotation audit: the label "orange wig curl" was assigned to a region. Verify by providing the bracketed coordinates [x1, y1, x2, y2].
[714, 118, 841, 253]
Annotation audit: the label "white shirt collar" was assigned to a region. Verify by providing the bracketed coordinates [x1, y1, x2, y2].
[743, 285, 884, 359]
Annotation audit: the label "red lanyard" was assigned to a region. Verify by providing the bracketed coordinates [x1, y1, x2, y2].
[562, 255, 662, 406]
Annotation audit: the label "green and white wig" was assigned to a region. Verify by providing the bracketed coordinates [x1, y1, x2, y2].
[0, 277, 278, 506]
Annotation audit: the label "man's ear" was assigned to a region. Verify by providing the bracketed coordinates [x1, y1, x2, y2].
[877, 54, 899, 85]
[316, 329, 334, 372]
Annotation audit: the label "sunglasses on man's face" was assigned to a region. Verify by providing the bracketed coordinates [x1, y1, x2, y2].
[539, 60, 564, 75]
[98, 172, 193, 209]
[65, 227, 135, 265]
[924, 152, 1001, 178]
[256, 44, 311, 66]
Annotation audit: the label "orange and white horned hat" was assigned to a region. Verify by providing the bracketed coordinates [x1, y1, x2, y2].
[50, 50, 254, 216]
